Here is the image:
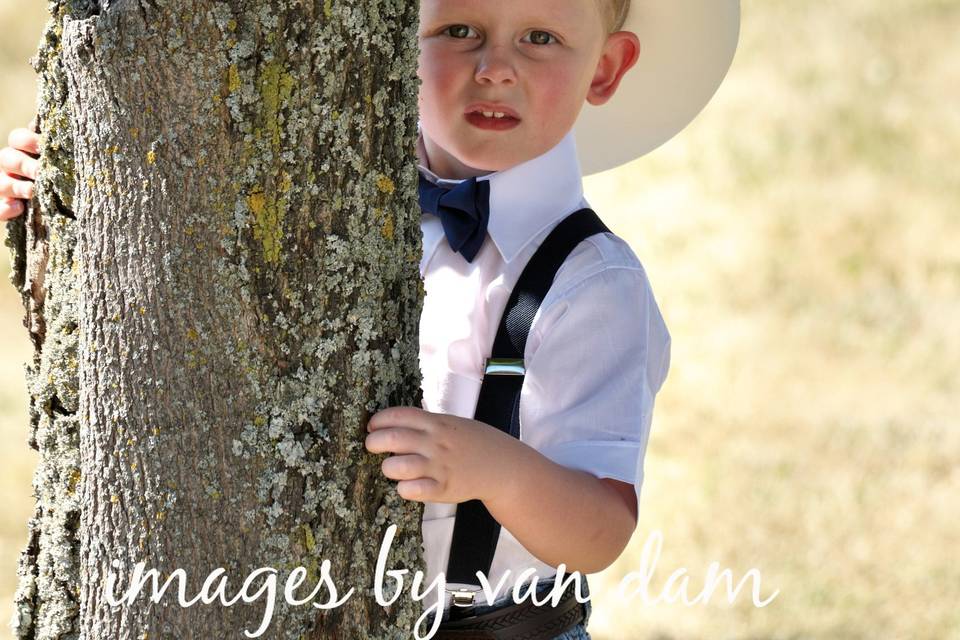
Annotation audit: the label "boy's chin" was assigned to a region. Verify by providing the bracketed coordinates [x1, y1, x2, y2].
[455, 146, 532, 174]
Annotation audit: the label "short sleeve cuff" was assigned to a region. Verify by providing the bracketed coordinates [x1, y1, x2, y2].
[537, 439, 644, 486]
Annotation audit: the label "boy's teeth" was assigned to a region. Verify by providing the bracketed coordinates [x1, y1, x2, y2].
[480, 111, 507, 119]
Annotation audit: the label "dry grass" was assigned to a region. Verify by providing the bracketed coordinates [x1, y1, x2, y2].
[583, 1, 960, 638]
[1, 1, 957, 638]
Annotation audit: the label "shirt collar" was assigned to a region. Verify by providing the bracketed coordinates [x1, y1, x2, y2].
[417, 127, 586, 264]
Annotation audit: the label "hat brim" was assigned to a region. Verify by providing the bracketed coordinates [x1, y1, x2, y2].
[574, 0, 741, 176]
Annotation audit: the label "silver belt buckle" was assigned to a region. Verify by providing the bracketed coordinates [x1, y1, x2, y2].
[484, 357, 525, 376]
[449, 586, 482, 608]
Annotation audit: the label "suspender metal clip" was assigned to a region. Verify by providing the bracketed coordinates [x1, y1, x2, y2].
[484, 357, 525, 376]
[448, 586, 482, 607]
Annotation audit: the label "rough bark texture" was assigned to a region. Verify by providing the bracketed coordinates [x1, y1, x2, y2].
[7, 0, 424, 637]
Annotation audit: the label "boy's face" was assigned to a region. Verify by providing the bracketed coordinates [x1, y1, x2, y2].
[417, 0, 613, 179]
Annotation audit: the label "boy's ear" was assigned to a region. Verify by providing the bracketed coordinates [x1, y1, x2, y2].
[586, 31, 641, 106]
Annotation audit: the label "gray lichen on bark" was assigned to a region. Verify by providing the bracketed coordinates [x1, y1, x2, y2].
[8, 0, 425, 638]
[7, 2, 85, 638]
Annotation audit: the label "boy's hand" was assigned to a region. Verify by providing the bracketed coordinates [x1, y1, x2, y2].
[0, 118, 40, 221]
[365, 407, 520, 505]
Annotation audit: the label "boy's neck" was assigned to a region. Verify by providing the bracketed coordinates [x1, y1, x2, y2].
[420, 133, 497, 181]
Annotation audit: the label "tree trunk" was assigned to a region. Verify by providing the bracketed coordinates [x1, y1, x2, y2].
[8, 0, 424, 637]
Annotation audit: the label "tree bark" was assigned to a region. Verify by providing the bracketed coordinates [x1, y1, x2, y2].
[8, 0, 424, 637]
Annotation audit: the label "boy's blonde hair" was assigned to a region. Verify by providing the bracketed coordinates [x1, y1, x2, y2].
[597, 0, 630, 33]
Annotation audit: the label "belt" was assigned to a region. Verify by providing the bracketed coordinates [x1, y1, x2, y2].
[434, 579, 586, 640]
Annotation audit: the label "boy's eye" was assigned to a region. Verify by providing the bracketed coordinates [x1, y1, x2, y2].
[523, 30, 557, 45]
[444, 24, 478, 39]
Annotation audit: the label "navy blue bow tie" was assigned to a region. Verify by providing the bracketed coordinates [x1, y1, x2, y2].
[418, 172, 491, 263]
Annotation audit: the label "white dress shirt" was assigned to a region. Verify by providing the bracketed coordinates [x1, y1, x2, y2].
[416, 129, 672, 610]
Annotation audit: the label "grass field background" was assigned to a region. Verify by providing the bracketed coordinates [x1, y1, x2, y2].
[1, 1, 957, 638]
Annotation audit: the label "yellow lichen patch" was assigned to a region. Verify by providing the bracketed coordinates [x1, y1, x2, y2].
[86, 175, 96, 188]
[302, 524, 316, 552]
[186, 327, 199, 341]
[228, 64, 241, 93]
[259, 60, 295, 151]
[303, 555, 320, 587]
[248, 189, 266, 214]
[376, 174, 396, 195]
[111, 495, 120, 503]
[109, 145, 119, 155]
[146, 150, 156, 164]
[138, 306, 146, 315]
[253, 415, 267, 427]
[247, 187, 285, 265]
[156, 511, 165, 520]
[129, 127, 139, 140]
[226, 18, 237, 31]
[381, 215, 395, 241]
[323, 0, 332, 18]
[279, 171, 292, 194]
[67, 468, 81, 495]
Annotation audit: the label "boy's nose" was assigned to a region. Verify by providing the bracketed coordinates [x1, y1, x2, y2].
[474, 46, 517, 86]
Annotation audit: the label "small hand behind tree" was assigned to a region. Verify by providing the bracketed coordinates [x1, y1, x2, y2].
[0, 116, 40, 221]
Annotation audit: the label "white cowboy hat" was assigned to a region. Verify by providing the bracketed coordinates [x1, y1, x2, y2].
[574, 0, 741, 176]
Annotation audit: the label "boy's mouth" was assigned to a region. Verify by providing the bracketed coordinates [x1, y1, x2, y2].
[464, 105, 521, 131]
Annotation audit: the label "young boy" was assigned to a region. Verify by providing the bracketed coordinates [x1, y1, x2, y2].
[2, 1, 738, 637]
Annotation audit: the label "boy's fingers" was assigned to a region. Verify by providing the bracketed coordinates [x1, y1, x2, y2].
[8, 128, 40, 156]
[0, 147, 38, 180]
[0, 173, 35, 200]
[0, 198, 25, 221]
[396, 478, 439, 502]
[367, 406, 430, 432]
[381, 453, 430, 481]
[365, 426, 427, 454]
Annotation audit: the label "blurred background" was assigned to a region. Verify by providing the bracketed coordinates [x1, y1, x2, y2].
[1, 1, 957, 638]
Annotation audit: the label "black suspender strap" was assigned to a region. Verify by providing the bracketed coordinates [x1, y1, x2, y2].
[445, 207, 611, 587]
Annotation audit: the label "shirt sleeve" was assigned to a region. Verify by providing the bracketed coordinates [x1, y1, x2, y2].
[518, 262, 671, 513]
